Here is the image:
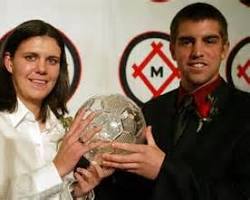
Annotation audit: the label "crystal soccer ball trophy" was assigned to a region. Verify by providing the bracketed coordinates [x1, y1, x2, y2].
[79, 94, 146, 164]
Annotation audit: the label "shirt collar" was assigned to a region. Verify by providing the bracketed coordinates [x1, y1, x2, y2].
[7, 98, 58, 131]
[178, 76, 222, 117]
[8, 98, 36, 128]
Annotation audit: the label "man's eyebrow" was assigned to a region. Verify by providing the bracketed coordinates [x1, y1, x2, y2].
[204, 34, 220, 39]
[177, 34, 221, 41]
[177, 36, 195, 41]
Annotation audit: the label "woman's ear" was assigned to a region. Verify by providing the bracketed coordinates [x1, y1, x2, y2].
[4, 52, 13, 73]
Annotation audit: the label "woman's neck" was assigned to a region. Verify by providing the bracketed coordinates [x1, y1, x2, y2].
[17, 96, 45, 130]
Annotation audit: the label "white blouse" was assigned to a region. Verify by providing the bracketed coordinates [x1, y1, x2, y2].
[0, 100, 82, 199]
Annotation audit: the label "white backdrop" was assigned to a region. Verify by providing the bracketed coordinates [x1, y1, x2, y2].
[0, 0, 250, 115]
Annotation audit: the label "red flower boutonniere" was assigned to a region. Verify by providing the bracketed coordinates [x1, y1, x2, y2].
[196, 95, 218, 132]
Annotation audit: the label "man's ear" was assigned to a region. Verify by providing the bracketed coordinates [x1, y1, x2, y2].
[169, 43, 176, 61]
[221, 41, 230, 60]
[4, 52, 13, 73]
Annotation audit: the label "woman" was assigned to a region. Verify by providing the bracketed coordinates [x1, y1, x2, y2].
[0, 19, 105, 199]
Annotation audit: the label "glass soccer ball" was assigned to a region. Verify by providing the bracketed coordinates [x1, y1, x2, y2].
[79, 94, 146, 162]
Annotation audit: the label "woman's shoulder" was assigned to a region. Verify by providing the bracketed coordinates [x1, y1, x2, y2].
[0, 112, 17, 138]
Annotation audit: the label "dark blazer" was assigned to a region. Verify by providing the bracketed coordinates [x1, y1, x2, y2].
[95, 80, 250, 200]
[142, 80, 250, 200]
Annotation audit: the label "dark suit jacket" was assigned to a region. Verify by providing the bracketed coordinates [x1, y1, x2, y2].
[95, 80, 250, 200]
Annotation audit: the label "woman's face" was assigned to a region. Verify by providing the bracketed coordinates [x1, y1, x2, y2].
[4, 35, 61, 107]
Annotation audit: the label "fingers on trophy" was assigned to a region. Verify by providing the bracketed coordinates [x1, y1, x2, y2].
[75, 94, 146, 168]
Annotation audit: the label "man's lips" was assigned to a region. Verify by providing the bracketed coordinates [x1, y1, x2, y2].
[188, 62, 207, 69]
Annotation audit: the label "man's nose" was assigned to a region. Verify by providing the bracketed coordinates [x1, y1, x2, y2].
[191, 42, 203, 58]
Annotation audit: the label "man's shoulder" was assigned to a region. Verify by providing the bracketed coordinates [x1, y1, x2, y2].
[235, 90, 250, 105]
[144, 89, 177, 107]
[226, 85, 250, 114]
[228, 86, 250, 103]
[142, 89, 178, 115]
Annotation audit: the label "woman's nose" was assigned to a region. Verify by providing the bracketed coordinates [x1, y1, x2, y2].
[36, 60, 47, 74]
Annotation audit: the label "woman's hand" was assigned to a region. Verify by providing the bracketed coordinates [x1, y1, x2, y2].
[102, 126, 166, 180]
[73, 161, 114, 197]
[53, 108, 101, 177]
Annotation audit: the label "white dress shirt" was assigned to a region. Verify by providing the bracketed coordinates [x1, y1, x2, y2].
[0, 100, 93, 200]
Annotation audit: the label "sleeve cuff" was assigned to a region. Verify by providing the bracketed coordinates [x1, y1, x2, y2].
[33, 162, 63, 192]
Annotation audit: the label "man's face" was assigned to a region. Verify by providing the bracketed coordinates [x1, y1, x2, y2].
[170, 19, 229, 91]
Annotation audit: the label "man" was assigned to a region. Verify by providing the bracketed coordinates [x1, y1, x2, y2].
[97, 2, 250, 200]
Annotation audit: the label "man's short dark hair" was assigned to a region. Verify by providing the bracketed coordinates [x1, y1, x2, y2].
[170, 2, 228, 43]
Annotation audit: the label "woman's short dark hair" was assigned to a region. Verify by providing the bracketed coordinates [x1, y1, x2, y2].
[170, 2, 228, 44]
[0, 19, 69, 121]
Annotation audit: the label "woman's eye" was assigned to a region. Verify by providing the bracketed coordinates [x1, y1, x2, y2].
[48, 58, 59, 65]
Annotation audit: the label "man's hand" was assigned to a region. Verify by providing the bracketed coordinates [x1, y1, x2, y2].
[102, 126, 166, 180]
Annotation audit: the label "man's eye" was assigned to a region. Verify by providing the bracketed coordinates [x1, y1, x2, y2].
[25, 55, 36, 61]
[182, 40, 191, 45]
[205, 37, 218, 44]
[179, 39, 193, 46]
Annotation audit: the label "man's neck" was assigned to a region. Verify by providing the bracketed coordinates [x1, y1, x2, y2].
[181, 75, 220, 94]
